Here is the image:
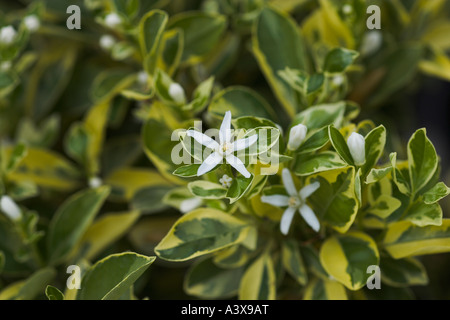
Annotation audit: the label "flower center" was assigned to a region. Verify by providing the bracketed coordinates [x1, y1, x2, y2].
[288, 196, 301, 208]
[219, 142, 233, 156]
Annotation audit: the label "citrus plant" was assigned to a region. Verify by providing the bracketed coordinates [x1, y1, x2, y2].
[0, 0, 449, 300]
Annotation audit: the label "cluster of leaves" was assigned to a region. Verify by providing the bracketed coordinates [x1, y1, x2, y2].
[0, 0, 449, 300]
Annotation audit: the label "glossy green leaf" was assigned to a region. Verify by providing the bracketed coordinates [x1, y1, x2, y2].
[184, 258, 244, 299]
[323, 48, 359, 73]
[46, 186, 110, 264]
[155, 208, 251, 261]
[77, 252, 155, 300]
[384, 220, 450, 259]
[239, 251, 276, 300]
[320, 231, 379, 290]
[252, 6, 308, 116]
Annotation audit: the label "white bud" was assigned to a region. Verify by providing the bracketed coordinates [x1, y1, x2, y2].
[287, 124, 308, 151]
[332, 75, 345, 87]
[342, 4, 353, 14]
[169, 82, 186, 104]
[99, 35, 116, 50]
[360, 30, 382, 56]
[0, 195, 22, 221]
[24, 15, 40, 32]
[180, 197, 202, 214]
[0, 61, 12, 71]
[347, 132, 366, 166]
[137, 71, 148, 85]
[0, 26, 17, 45]
[219, 174, 233, 188]
[89, 177, 102, 188]
[104, 13, 122, 28]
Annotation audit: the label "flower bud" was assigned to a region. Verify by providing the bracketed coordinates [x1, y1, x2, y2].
[0, 195, 22, 221]
[169, 82, 186, 104]
[287, 124, 307, 151]
[360, 30, 382, 56]
[99, 35, 116, 50]
[0, 26, 17, 45]
[347, 132, 366, 166]
[89, 177, 102, 189]
[104, 13, 122, 28]
[24, 15, 40, 32]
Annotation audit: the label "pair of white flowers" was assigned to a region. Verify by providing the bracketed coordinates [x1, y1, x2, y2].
[287, 123, 366, 166]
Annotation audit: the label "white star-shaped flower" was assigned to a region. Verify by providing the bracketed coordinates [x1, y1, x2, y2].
[261, 168, 320, 235]
[186, 111, 257, 178]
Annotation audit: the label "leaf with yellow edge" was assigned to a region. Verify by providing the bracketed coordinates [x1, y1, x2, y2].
[155, 208, 252, 261]
[6, 147, 80, 191]
[105, 167, 173, 201]
[239, 251, 276, 300]
[304, 277, 347, 300]
[320, 231, 379, 291]
[380, 256, 428, 288]
[78, 210, 141, 261]
[383, 219, 450, 259]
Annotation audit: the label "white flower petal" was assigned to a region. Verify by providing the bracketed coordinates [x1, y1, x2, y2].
[280, 207, 296, 235]
[0, 195, 21, 221]
[282, 168, 297, 197]
[225, 154, 251, 178]
[186, 130, 219, 150]
[180, 197, 202, 213]
[232, 134, 258, 151]
[219, 111, 232, 144]
[299, 181, 320, 200]
[299, 204, 320, 232]
[260, 195, 290, 207]
[197, 151, 222, 176]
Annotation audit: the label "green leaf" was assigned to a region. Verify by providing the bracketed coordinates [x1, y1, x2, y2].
[46, 186, 110, 265]
[328, 126, 354, 165]
[294, 151, 347, 176]
[423, 182, 450, 204]
[323, 48, 359, 73]
[45, 285, 65, 300]
[184, 258, 244, 299]
[252, 6, 308, 116]
[320, 231, 379, 290]
[282, 240, 307, 285]
[6, 147, 80, 191]
[173, 164, 201, 178]
[383, 219, 450, 259]
[297, 126, 329, 154]
[292, 102, 345, 129]
[184, 76, 215, 113]
[309, 166, 358, 233]
[208, 86, 276, 122]
[139, 10, 168, 74]
[361, 125, 386, 177]
[407, 129, 438, 195]
[131, 185, 173, 214]
[226, 175, 254, 204]
[168, 12, 227, 64]
[155, 208, 252, 261]
[0, 268, 56, 300]
[5, 143, 27, 173]
[365, 166, 392, 184]
[366, 195, 401, 219]
[239, 251, 276, 300]
[304, 277, 347, 300]
[380, 256, 428, 287]
[77, 252, 155, 300]
[188, 181, 227, 199]
[79, 210, 141, 261]
[402, 201, 442, 227]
